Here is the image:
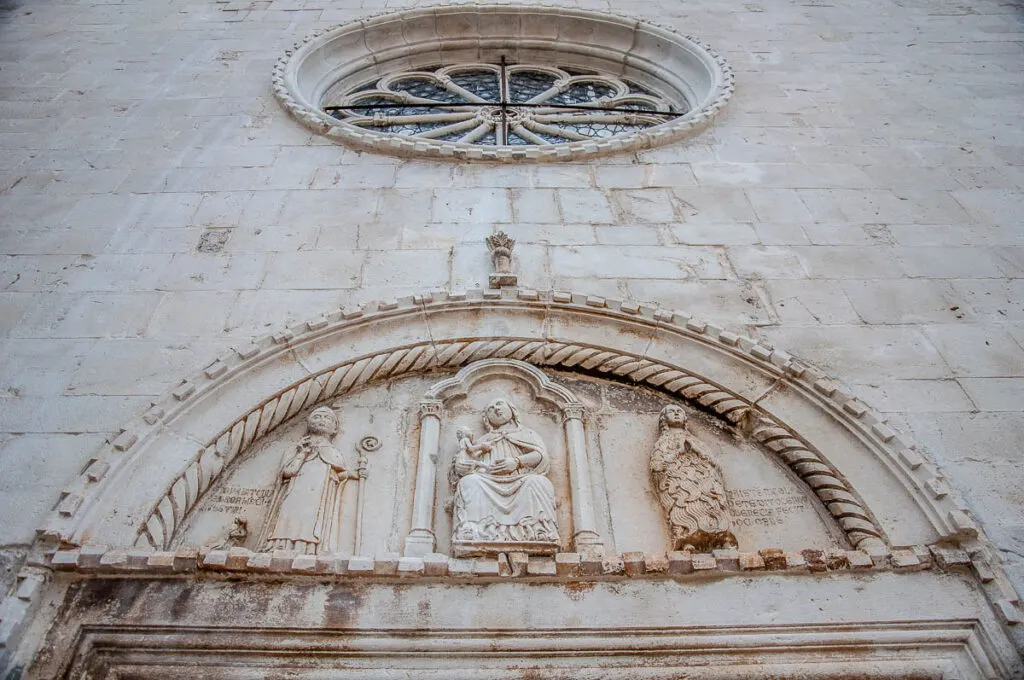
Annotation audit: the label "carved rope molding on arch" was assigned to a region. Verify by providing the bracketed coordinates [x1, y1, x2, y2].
[134, 337, 887, 552]
[41, 288, 978, 557]
[132, 335, 886, 552]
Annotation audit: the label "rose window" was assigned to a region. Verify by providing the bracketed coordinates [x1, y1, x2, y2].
[323, 62, 685, 147]
[273, 5, 733, 161]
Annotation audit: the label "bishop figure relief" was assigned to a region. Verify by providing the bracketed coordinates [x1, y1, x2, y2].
[259, 406, 361, 554]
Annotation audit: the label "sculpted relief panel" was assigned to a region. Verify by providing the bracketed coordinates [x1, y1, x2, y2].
[651, 405, 738, 553]
[450, 399, 560, 556]
[176, 361, 844, 557]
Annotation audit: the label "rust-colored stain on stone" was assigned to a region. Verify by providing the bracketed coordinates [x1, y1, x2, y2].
[323, 584, 364, 628]
[561, 580, 596, 601]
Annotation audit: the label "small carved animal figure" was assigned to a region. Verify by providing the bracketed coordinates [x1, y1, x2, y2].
[650, 404, 738, 552]
[211, 517, 248, 550]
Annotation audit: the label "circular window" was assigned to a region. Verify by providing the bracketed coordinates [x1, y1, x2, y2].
[273, 6, 734, 161]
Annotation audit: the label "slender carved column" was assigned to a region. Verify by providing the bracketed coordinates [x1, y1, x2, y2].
[404, 400, 443, 557]
[563, 404, 603, 554]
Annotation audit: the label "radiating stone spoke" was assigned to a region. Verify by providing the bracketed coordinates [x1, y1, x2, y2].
[415, 116, 486, 140]
[440, 79, 490, 104]
[522, 120, 590, 142]
[350, 112, 477, 127]
[510, 124, 548, 145]
[523, 85, 564, 105]
[459, 122, 495, 144]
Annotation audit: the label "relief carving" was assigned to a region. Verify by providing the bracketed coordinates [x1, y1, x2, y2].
[451, 398, 560, 556]
[650, 404, 738, 552]
[259, 407, 361, 554]
[209, 517, 248, 550]
[486, 231, 517, 288]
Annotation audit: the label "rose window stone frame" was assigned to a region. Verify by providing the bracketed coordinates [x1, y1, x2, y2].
[272, 5, 735, 161]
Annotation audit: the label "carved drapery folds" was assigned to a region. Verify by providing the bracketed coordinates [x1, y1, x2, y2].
[451, 397, 560, 555]
[257, 406, 359, 555]
[650, 404, 738, 552]
[403, 359, 604, 558]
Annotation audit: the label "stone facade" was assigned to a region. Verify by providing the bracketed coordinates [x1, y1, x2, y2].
[1, 0, 1023, 675]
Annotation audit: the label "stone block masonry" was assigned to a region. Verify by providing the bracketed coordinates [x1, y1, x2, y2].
[0, 0, 1022, 625]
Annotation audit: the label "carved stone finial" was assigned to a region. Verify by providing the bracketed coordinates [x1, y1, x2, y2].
[486, 231, 517, 288]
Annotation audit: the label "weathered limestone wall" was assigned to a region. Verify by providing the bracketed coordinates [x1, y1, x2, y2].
[0, 0, 1021, 603]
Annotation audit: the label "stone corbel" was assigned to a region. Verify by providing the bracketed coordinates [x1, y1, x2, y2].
[404, 400, 443, 557]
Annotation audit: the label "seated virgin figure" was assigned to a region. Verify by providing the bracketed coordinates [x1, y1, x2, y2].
[451, 398, 560, 555]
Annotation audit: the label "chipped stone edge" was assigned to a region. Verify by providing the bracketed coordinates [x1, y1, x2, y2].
[37, 544, 990, 585]
[270, 3, 734, 162]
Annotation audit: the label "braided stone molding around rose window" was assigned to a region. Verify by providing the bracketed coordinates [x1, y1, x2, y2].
[132, 336, 885, 553]
[271, 4, 735, 162]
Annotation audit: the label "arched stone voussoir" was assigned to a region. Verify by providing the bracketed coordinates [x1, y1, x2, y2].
[43, 288, 973, 563]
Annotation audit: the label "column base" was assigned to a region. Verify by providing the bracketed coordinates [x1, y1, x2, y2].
[573, 530, 604, 557]
[403, 529, 436, 557]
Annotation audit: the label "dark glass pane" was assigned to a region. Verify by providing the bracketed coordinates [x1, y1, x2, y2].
[624, 80, 656, 97]
[506, 131, 532, 146]
[477, 128, 498, 145]
[529, 127, 573, 144]
[390, 77, 465, 103]
[548, 81, 617, 106]
[350, 80, 379, 93]
[449, 70, 501, 102]
[508, 71, 557, 102]
[553, 120, 653, 138]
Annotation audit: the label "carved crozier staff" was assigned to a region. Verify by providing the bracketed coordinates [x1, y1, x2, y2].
[353, 435, 380, 555]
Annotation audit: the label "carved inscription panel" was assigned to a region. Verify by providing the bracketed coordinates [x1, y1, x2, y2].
[728, 487, 811, 529]
[203, 486, 275, 515]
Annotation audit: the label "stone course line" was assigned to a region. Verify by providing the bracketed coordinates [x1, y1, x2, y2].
[45, 544, 963, 580]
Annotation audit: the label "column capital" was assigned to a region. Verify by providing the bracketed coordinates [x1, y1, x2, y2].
[562, 403, 587, 421]
[419, 400, 443, 419]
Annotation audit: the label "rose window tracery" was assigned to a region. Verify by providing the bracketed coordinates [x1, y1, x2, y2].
[323, 63, 686, 147]
[273, 5, 733, 161]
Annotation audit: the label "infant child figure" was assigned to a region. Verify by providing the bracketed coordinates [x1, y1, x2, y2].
[456, 426, 491, 472]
